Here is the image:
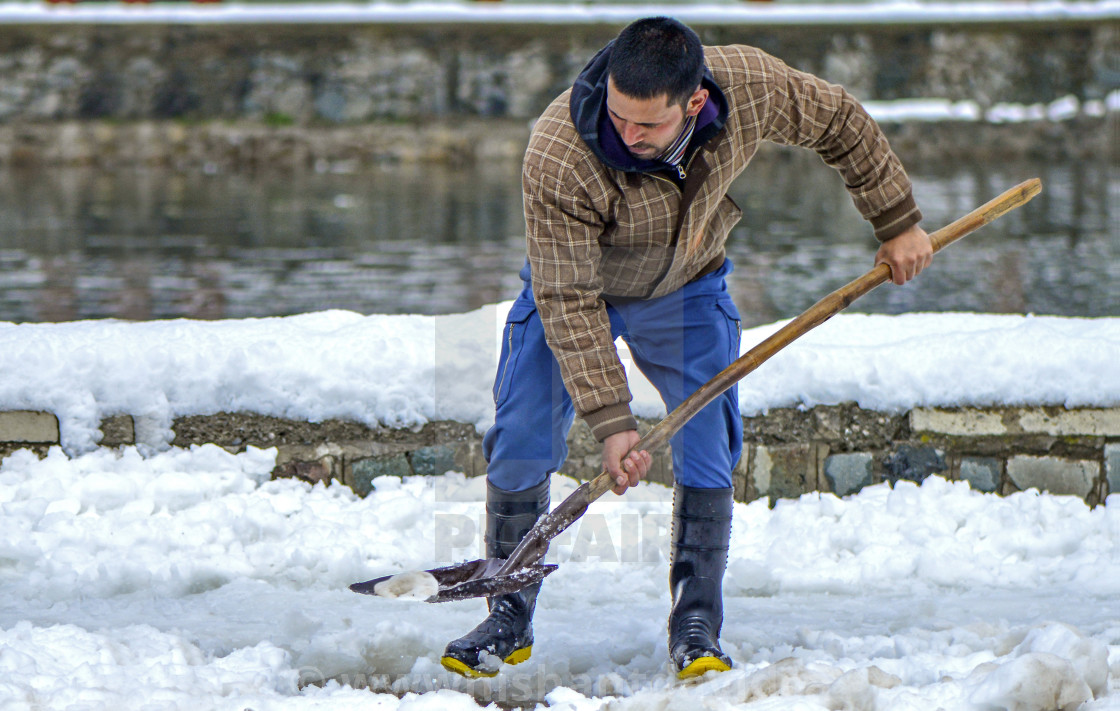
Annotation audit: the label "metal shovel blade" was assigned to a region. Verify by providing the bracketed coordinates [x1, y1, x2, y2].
[351, 478, 596, 603]
[349, 557, 558, 603]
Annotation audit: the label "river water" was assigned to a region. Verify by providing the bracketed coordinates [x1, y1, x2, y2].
[1, 150, 1115, 327]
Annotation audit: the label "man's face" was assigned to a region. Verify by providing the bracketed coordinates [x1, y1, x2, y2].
[606, 77, 707, 160]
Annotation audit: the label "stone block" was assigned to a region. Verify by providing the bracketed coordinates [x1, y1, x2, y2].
[749, 445, 771, 497]
[98, 415, 135, 447]
[910, 408, 1007, 436]
[951, 435, 1048, 459]
[1006, 455, 1098, 498]
[733, 448, 751, 502]
[823, 453, 873, 497]
[410, 445, 458, 477]
[349, 454, 414, 497]
[272, 444, 346, 485]
[558, 453, 598, 482]
[561, 420, 600, 481]
[1017, 408, 1120, 437]
[751, 443, 824, 503]
[0, 411, 60, 444]
[883, 444, 947, 484]
[274, 458, 334, 486]
[643, 448, 675, 489]
[1105, 445, 1120, 498]
[959, 457, 1001, 493]
[453, 441, 489, 479]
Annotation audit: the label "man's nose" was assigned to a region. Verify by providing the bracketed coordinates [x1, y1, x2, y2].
[621, 123, 643, 146]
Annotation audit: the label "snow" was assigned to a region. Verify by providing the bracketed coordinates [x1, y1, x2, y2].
[372, 572, 440, 600]
[1, 4, 1115, 706]
[2, 1, 1118, 26]
[0, 310, 1119, 709]
[862, 93, 1120, 124]
[1, 444, 1119, 710]
[2, 308, 1119, 454]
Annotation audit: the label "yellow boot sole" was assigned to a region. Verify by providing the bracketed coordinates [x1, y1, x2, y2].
[440, 646, 532, 679]
[677, 655, 732, 679]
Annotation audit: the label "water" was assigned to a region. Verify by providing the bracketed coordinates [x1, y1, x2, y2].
[0, 151, 1116, 326]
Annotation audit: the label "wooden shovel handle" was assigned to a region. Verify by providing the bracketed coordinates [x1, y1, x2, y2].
[496, 179, 1042, 578]
[585, 178, 1043, 501]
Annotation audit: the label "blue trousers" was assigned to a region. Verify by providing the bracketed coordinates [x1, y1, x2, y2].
[483, 260, 743, 491]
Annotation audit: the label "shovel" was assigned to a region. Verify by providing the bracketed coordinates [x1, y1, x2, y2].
[351, 178, 1042, 603]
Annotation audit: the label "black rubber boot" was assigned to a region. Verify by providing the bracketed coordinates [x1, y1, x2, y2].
[441, 478, 550, 678]
[668, 483, 734, 679]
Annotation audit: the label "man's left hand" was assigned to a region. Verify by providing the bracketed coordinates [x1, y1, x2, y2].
[602, 429, 652, 495]
[875, 224, 933, 285]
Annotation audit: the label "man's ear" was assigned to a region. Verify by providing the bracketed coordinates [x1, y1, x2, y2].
[685, 87, 709, 117]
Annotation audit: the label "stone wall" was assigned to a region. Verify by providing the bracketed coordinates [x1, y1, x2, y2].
[0, 22, 1114, 123]
[0, 20, 1116, 166]
[3, 405, 1117, 506]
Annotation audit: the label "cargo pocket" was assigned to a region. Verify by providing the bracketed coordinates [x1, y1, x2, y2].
[715, 299, 742, 364]
[493, 300, 537, 407]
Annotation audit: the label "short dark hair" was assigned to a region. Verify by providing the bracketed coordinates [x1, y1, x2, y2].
[607, 17, 704, 108]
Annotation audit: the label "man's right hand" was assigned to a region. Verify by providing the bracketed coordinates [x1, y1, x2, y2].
[875, 223, 932, 285]
[602, 429, 652, 495]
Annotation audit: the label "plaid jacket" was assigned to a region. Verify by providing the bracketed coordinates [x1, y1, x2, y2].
[523, 44, 922, 442]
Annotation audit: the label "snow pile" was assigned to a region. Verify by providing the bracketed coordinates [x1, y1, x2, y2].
[0, 622, 296, 710]
[0, 306, 499, 453]
[731, 312, 1120, 418]
[2, 310, 1119, 454]
[729, 476, 1120, 596]
[1, 445, 1118, 709]
[864, 91, 1120, 123]
[966, 623, 1110, 711]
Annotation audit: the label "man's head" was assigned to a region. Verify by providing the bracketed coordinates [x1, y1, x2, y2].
[606, 17, 709, 160]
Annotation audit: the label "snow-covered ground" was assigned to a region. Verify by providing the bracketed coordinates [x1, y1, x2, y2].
[1, 307, 1119, 709]
[2, 5, 1117, 708]
[2, 445, 1119, 710]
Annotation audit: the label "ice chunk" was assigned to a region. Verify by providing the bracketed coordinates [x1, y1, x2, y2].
[371, 571, 439, 600]
[1013, 623, 1109, 699]
[968, 652, 1092, 711]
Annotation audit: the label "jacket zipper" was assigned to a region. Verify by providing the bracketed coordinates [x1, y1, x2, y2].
[645, 149, 711, 252]
[494, 322, 515, 402]
[649, 150, 699, 190]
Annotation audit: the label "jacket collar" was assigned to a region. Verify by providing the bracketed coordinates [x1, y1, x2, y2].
[569, 41, 728, 174]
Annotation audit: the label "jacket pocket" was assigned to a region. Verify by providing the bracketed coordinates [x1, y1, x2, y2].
[708, 194, 743, 245]
[715, 299, 742, 363]
[493, 300, 537, 407]
[720, 193, 743, 225]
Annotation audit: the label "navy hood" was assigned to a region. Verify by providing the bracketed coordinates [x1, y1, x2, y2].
[569, 40, 728, 174]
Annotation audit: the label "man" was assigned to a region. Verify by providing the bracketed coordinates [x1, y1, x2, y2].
[441, 17, 932, 680]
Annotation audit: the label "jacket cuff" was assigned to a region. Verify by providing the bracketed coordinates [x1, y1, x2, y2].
[871, 192, 923, 241]
[585, 403, 639, 442]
